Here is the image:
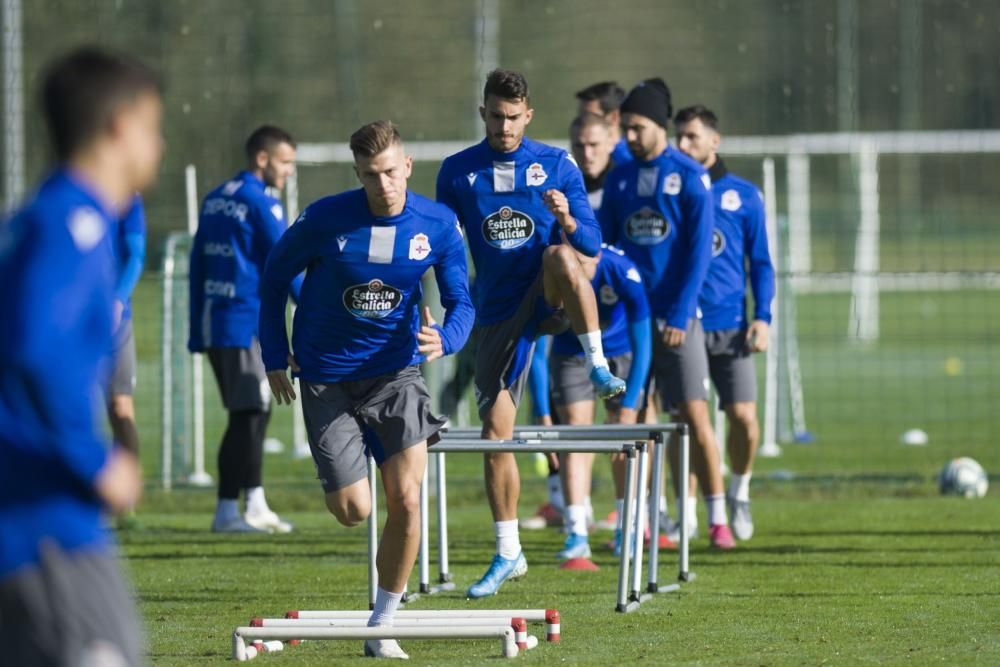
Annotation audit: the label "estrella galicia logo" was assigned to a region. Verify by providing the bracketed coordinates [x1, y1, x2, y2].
[624, 207, 670, 246]
[342, 278, 403, 319]
[482, 206, 534, 250]
[712, 229, 726, 257]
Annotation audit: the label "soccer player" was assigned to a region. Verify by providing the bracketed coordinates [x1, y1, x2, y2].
[188, 125, 302, 534]
[0, 46, 162, 665]
[570, 112, 620, 213]
[600, 78, 736, 549]
[437, 69, 625, 598]
[674, 105, 774, 541]
[548, 244, 652, 560]
[575, 81, 633, 166]
[259, 121, 473, 659]
[108, 195, 146, 528]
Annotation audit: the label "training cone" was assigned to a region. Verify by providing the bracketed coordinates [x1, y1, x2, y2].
[560, 557, 599, 571]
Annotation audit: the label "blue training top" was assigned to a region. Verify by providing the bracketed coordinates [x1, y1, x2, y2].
[188, 170, 303, 351]
[0, 169, 118, 578]
[436, 137, 602, 326]
[258, 189, 474, 383]
[113, 194, 146, 328]
[699, 159, 775, 331]
[599, 145, 714, 330]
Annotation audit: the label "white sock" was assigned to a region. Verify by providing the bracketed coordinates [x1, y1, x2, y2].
[707, 494, 727, 526]
[659, 495, 668, 514]
[566, 504, 588, 537]
[245, 486, 270, 515]
[495, 519, 521, 560]
[676, 496, 698, 527]
[729, 473, 752, 502]
[367, 587, 403, 627]
[577, 331, 608, 371]
[584, 495, 593, 526]
[547, 474, 565, 513]
[615, 498, 625, 529]
[215, 499, 240, 523]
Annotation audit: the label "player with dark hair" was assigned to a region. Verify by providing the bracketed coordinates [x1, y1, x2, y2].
[0, 46, 163, 665]
[260, 120, 473, 659]
[600, 78, 736, 550]
[438, 68, 624, 598]
[575, 81, 632, 165]
[188, 124, 302, 533]
[674, 104, 774, 541]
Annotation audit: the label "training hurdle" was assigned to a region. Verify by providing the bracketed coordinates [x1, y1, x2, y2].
[232, 624, 521, 660]
[431, 424, 693, 611]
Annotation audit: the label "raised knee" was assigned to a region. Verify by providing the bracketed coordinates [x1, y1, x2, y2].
[326, 495, 370, 527]
[543, 244, 578, 276]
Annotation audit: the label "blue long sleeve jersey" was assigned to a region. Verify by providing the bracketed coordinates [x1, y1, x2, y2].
[699, 161, 775, 331]
[113, 195, 146, 328]
[188, 171, 303, 351]
[258, 189, 474, 382]
[599, 146, 714, 330]
[436, 137, 602, 325]
[551, 245, 652, 409]
[0, 170, 117, 578]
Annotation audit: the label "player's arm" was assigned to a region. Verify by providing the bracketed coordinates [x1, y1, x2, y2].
[421, 227, 475, 362]
[435, 162, 464, 226]
[665, 171, 714, 333]
[528, 335, 552, 422]
[254, 200, 304, 303]
[258, 212, 316, 403]
[619, 271, 652, 415]
[4, 221, 140, 511]
[186, 222, 206, 352]
[545, 155, 600, 256]
[745, 190, 775, 352]
[597, 180, 619, 247]
[113, 200, 146, 327]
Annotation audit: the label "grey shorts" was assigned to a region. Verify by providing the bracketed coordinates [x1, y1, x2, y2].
[301, 365, 446, 493]
[550, 352, 635, 411]
[706, 327, 757, 406]
[474, 271, 551, 418]
[109, 319, 137, 397]
[207, 339, 270, 412]
[0, 543, 143, 667]
[651, 317, 711, 407]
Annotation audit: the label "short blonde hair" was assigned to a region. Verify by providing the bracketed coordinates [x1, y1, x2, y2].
[349, 120, 401, 158]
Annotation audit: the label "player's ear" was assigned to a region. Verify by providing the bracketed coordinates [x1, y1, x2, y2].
[479, 106, 486, 123]
[255, 149, 269, 171]
[353, 164, 361, 183]
[524, 107, 534, 125]
[404, 155, 413, 179]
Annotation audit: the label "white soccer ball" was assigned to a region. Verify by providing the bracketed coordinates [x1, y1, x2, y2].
[938, 457, 989, 498]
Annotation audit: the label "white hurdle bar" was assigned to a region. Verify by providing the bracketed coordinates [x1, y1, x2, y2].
[439, 424, 693, 598]
[233, 624, 520, 660]
[278, 608, 561, 641]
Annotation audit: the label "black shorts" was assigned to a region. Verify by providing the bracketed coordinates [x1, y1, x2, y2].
[206, 339, 270, 412]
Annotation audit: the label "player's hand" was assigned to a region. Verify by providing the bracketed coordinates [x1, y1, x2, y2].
[418, 307, 444, 362]
[112, 299, 125, 332]
[267, 354, 300, 405]
[663, 326, 686, 348]
[543, 190, 577, 233]
[616, 406, 639, 425]
[746, 320, 770, 353]
[95, 448, 143, 514]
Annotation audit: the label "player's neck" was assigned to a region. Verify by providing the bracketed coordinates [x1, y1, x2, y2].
[367, 191, 408, 218]
[703, 153, 718, 170]
[66, 149, 133, 211]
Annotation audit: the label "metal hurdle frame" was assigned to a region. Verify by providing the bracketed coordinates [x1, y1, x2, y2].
[435, 424, 694, 609]
[365, 426, 691, 613]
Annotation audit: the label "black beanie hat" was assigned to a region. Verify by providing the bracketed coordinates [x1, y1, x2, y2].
[620, 78, 673, 128]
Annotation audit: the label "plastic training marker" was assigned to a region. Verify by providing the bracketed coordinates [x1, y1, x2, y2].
[560, 557, 599, 571]
[545, 609, 561, 642]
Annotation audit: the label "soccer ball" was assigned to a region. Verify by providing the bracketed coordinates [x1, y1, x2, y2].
[938, 457, 989, 498]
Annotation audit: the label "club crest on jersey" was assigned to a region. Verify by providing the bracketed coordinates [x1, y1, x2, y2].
[624, 207, 670, 245]
[721, 189, 741, 211]
[599, 284, 619, 306]
[408, 232, 432, 261]
[482, 206, 534, 250]
[526, 162, 548, 186]
[663, 172, 682, 195]
[712, 229, 726, 257]
[342, 278, 403, 319]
